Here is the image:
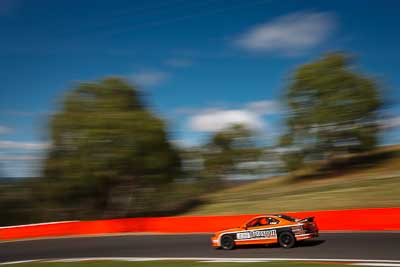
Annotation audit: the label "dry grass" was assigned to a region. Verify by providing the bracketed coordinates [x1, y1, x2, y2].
[185, 146, 400, 215]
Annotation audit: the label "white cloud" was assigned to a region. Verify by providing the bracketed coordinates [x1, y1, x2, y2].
[0, 141, 50, 150]
[171, 139, 198, 148]
[189, 109, 265, 132]
[165, 58, 192, 68]
[235, 11, 335, 54]
[177, 100, 280, 116]
[380, 116, 400, 129]
[0, 126, 12, 135]
[132, 70, 169, 87]
[246, 100, 280, 115]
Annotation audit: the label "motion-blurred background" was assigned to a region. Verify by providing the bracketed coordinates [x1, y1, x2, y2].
[1, 0, 399, 226]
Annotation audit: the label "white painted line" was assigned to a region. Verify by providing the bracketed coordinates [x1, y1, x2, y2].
[200, 260, 271, 263]
[48, 258, 162, 262]
[2, 258, 400, 265]
[352, 264, 400, 267]
[0, 221, 78, 229]
[8, 257, 400, 263]
[0, 260, 39, 265]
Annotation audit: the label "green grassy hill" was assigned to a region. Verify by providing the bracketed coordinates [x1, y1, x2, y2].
[185, 146, 400, 215]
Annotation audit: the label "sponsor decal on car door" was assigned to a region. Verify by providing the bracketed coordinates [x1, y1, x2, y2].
[236, 229, 277, 240]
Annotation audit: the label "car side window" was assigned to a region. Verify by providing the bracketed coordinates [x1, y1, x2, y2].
[246, 218, 259, 228]
[268, 217, 280, 225]
[258, 217, 269, 226]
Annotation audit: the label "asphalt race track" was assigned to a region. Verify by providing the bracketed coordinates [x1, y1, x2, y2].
[1, 233, 399, 263]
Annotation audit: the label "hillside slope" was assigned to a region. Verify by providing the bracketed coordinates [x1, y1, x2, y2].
[186, 146, 400, 215]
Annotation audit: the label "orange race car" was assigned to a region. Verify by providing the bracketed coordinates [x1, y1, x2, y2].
[211, 214, 319, 249]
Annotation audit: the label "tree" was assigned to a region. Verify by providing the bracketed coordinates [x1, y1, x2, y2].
[280, 53, 382, 171]
[202, 124, 262, 186]
[43, 77, 181, 219]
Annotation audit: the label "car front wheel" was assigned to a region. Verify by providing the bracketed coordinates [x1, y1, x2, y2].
[221, 235, 235, 250]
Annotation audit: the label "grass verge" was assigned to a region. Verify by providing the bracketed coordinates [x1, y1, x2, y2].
[185, 146, 400, 215]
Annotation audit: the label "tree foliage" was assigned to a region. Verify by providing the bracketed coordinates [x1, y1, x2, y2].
[43, 77, 181, 218]
[281, 53, 382, 171]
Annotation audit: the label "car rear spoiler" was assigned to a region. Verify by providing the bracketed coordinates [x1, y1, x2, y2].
[299, 216, 315, 223]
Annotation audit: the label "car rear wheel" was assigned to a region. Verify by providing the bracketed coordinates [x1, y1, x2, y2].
[221, 235, 235, 250]
[278, 231, 295, 248]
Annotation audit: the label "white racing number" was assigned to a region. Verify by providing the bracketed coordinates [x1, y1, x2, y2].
[236, 229, 277, 240]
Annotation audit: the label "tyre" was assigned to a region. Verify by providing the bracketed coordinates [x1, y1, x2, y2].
[278, 231, 296, 248]
[221, 235, 235, 250]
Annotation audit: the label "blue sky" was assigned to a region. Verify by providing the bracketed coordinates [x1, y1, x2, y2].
[1, 0, 400, 177]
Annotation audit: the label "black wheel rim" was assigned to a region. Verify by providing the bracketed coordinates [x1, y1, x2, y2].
[222, 237, 232, 248]
[282, 234, 292, 245]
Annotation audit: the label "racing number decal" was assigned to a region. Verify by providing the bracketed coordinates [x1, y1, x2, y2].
[236, 229, 277, 240]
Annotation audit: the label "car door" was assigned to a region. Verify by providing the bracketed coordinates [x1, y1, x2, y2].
[239, 217, 278, 245]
